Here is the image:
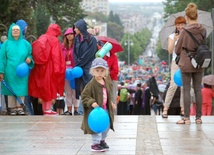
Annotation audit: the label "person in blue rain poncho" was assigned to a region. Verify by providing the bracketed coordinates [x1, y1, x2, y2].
[0, 23, 34, 115]
[73, 19, 98, 100]
[73, 19, 98, 115]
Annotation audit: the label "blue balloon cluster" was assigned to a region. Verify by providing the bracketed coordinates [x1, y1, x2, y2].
[88, 107, 110, 133]
[16, 62, 29, 78]
[174, 69, 183, 86]
[65, 66, 83, 80]
[65, 66, 83, 89]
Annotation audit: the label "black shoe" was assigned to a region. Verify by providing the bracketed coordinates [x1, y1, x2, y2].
[100, 140, 109, 149]
[91, 144, 105, 152]
[63, 111, 72, 115]
[74, 110, 79, 115]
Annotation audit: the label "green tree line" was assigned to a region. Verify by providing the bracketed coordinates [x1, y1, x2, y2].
[0, 0, 85, 38]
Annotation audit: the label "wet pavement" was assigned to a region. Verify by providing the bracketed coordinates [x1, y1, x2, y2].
[0, 115, 214, 155]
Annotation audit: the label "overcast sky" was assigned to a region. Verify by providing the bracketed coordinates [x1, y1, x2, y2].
[109, 0, 164, 2]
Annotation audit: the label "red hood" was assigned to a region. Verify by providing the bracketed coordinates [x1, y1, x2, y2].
[46, 24, 61, 37]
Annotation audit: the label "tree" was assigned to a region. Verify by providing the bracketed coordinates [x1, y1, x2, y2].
[108, 11, 123, 27]
[107, 22, 124, 41]
[163, 0, 214, 19]
[34, 2, 50, 37]
[118, 28, 152, 64]
[45, 0, 85, 32]
[156, 40, 169, 62]
[86, 12, 108, 23]
[0, 0, 34, 35]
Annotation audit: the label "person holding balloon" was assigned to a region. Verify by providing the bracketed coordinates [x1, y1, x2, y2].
[62, 27, 80, 115]
[81, 58, 116, 152]
[0, 23, 34, 115]
[162, 16, 186, 118]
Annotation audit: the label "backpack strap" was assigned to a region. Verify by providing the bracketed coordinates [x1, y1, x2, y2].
[183, 29, 200, 46]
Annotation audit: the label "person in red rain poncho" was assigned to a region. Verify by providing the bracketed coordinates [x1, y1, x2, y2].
[28, 24, 66, 115]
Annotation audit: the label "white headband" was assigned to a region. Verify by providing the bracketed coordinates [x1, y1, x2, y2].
[12, 25, 20, 30]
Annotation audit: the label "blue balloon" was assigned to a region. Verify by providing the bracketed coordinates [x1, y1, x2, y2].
[88, 107, 110, 133]
[174, 69, 183, 86]
[72, 66, 83, 78]
[70, 79, 75, 89]
[65, 68, 74, 80]
[16, 62, 29, 77]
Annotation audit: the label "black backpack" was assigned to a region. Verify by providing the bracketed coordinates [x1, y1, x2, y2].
[184, 29, 211, 69]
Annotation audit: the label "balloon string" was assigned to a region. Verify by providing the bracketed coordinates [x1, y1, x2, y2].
[2, 80, 24, 105]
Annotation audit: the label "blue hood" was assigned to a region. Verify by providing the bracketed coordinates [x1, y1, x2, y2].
[16, 19, 28, 36]
[74, 19, 88, 36]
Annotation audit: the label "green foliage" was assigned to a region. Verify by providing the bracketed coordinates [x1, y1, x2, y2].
[0, 0, 85, 38]
[163, 0, 214, 19]
[41, 0, 85, 33]
[118, 29, 152, 64]
[156, 39, 169, 62]
[34, 2, 50, 37]
[107, 22, 124, 41]
[108, 11, 123, 27]
[86, 12, 108, 23]
[0, 0, 33, 34]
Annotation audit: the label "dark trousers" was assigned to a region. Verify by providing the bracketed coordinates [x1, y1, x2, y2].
[182, 72, 202, 118]
[117, 101, 128, 115]
[31, 97, 43, 115]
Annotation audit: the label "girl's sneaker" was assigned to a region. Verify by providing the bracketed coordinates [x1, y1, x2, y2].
[91, 144, 105, 152]
[43, 110, 57, 115]
[100, 140, 109, 149]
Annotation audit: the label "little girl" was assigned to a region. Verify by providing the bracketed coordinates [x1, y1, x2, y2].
[81, 58, 116, 152]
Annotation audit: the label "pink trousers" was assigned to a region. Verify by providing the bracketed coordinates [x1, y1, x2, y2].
[42, 100, 52, 111]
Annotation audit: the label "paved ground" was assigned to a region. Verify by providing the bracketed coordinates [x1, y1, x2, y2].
[0, 115, 214, 155]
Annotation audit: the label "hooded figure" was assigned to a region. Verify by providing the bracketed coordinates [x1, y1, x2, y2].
[0, 23, 34, 98]
[16, 19, 28, 39]
[29, 24, 65, 104]
[73, 19, 98, 99]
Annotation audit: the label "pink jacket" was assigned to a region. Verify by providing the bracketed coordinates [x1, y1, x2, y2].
[62, 43, 75, 68]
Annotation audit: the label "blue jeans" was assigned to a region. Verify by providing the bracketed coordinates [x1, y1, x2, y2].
[92, 127, 109, 144]
[24, 96, 34, 115]
[78, 96, 83, 115]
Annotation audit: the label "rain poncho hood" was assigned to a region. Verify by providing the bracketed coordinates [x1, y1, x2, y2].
[46, 23, 62, 37]
[0, 23, 34, 96]
[16, 19, 28, 36]
[75, 19, 88, 36]
[8, 23, 23, 40]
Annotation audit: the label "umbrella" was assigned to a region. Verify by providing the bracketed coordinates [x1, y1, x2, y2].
[202, 74, 214, 85]
[159, 10, 213, 50]
[158, 84, 167, 93]
[96, 36, 124, 53]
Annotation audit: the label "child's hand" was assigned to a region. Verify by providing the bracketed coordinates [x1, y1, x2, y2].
[92, 102, 99, 108]
[25, 58, 31, 64]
